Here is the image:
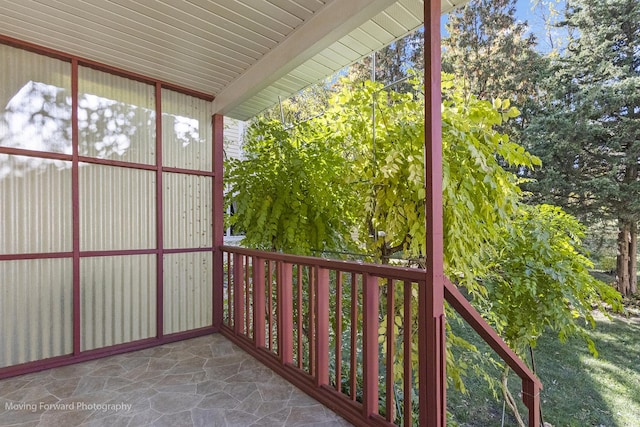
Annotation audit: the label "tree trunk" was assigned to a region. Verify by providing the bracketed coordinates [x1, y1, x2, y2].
[501, 366, 526, 427]
[630, 222, 638, 295]
[617, 219, 637, 296]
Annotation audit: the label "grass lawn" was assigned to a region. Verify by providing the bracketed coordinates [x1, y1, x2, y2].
[447, 310, 640, 426]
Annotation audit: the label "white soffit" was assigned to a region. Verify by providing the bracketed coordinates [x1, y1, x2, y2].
[218, 0, 469, 120]
[0, 0, 468, 121]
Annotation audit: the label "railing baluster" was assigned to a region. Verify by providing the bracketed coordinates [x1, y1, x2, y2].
[309, 266, 316, 376]
[386, 278, 396, 422]
[363, 273, 379, 418]
[296, 265, 303, 369]
[278, 262, 293, 365]
[315, 267, 329, 386]
[253, 257, 265, 349]
[233, 253, 244, 335]
[335, 271, 343, 393]
[349, 272, 358, 401]
[225, 251, 232, 327]
[245, 257, 251, 337]
[403, 280, 413, 427]
[268, 260, 273, 351]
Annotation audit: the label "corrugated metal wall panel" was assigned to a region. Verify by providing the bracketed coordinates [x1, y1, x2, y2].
[78, 66, 156, 165]
[1, 41, 220, 372]
[161, 88, 213, 172]
[0, 43, 71, 154]
[0, 258, 73, 368]
[163, 173, 212, 250]
[79, 163, 156, 251]
[80, 255, 157, 352]
[163, 252, 213, 335]
[0, 155, 72, 254]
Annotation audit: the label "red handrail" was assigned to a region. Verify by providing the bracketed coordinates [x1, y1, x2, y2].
[444, 278, 542, 427]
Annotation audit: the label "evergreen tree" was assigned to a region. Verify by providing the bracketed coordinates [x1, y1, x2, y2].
[525, 0, 640, 296]
[442, 0, 544, 102]
[442, 0, 547, 141]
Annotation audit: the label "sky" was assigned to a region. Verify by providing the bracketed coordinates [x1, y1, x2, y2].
[514, 0, 564, 52]
[442, 0, 568, 53]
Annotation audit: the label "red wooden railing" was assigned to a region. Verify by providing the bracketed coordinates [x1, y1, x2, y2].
[219, 246, 541, 427]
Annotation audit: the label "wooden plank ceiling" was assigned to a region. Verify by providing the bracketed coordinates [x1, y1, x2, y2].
[0, 0, 467, 120]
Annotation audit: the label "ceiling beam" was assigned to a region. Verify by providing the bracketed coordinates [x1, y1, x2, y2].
[211, 0, 396, 116]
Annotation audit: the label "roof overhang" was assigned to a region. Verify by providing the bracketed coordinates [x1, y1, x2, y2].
[0, 0, 468, 120]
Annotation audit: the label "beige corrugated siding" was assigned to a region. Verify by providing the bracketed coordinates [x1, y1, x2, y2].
[0, 156, 73, 254]
[80, 255, 157, 351]
[161, 88, 213, 172]
[163, 173, 212, 249]
[0, 259, 73, 367]
[78, 66, 156, 165]
[79, 163, 156, 251]
[163, 252, 213, 335]
[0, 44, 72, 154]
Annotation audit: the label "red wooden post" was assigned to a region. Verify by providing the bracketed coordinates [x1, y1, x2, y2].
[212, 114, 225, 330]
[155, 83, 165, 339]
[253, 257, 266, 348]
[421, 0, 446, 426]
[278, 262, 294, 364]
[362, 273, 379, 419]
[71, 58, 81, 355]
[315, 267, 330, 386]
[523, 379, 541, 427]
[233, 253, 244, 335]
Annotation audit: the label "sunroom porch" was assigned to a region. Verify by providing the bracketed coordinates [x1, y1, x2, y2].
[0, 1, 540, 426]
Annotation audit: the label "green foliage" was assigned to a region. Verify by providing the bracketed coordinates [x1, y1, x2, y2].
[481, 204, 622, 357]
[320, 78, 427, 261]
[441, 76, 540, 293]
[226, 72, 622, 422]
[318, 74, 540, 280]
[258, 81, 333, 128]
[225, 119, 356, 255]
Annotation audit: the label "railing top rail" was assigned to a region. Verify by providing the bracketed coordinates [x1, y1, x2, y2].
[443, 278, 542, 388]
[219, 245, 427, 283]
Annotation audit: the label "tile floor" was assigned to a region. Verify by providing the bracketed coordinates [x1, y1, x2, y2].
[0, 334, 352, 426]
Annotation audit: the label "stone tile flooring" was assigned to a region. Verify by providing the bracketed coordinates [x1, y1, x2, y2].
[0, 335, 352, 426]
